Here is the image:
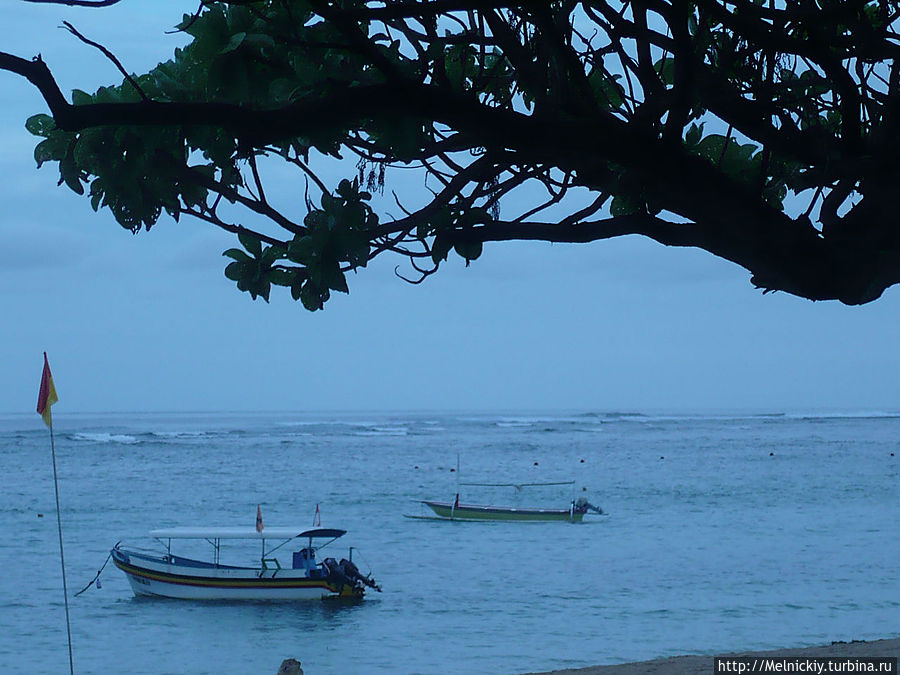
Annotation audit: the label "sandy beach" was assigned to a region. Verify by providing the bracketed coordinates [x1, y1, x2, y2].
[522, 638, 900, 674]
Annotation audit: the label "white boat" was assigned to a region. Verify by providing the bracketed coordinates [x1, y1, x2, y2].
[111, 525, 379, 601]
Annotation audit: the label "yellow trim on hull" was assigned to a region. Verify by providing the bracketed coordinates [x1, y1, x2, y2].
[112, 557, 338, 591]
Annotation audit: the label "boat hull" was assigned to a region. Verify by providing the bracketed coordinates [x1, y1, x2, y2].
[111, 549, 356, 601]
[421, 500, 585, 522]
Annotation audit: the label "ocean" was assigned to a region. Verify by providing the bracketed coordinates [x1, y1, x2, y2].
[0, 411, 897, 674]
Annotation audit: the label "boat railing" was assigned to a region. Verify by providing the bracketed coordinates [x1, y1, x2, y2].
[117, 546, 253, 570]
[114, 547, 166, 565]
[168, 554, 249, 570]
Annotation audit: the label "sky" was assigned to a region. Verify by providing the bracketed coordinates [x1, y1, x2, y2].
[2, 1, 900, 414]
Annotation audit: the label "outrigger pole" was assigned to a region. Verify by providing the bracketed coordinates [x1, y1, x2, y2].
[37, 353, 74, 675]
[451, 453, 460, 520]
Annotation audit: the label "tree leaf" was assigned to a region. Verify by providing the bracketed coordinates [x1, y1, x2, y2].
[685, 122, 704, 148]
[33, 135, 70, 168]
[25, 114, 56, 137]
[223, 248, 252, 262]
[238, 230, 262, 257]
[224, 260, 244, 281]
[268, 268, 294, 287]
[454, 239, 483, 263]
[220, 31, 246, 54]
[431, 233, 453, 264]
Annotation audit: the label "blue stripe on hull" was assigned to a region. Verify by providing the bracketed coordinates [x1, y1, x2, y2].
[112, 556, 335, 591]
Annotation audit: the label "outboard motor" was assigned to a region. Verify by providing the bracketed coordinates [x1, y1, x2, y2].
[322, 557, 381, 595]
[574, 497, 605, 515]
[322, 557, 353, 595]
[339, 558, 381, 592]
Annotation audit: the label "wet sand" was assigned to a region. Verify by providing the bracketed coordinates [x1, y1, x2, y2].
[521, 638, 900, 674]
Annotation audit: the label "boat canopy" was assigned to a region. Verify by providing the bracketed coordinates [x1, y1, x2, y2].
[149, 527, 346, 540]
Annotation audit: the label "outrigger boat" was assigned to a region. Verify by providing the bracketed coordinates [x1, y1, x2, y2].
[416, 495, 604, 522]
[409, 470, 605, 522]
[111, 525, 380, 601]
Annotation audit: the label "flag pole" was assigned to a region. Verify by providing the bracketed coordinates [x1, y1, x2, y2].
[38, 352, 73, 675]
[48, 416, 74, 675]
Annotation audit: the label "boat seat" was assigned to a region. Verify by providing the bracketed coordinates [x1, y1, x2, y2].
[292, 548, 316, 570]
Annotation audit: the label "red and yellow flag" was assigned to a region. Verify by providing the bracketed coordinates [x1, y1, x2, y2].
[36, 352, 58, 428]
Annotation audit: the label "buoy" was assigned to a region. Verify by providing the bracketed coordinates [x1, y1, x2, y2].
[414, 465, 419, 469]
[37, 513, 44, 518]
[450, 468, 455, 472]
[533, 461, 539, 466]
[770, 452, 774, 456]
[580, 459, 585, 463]
[660, 456, 664, 460]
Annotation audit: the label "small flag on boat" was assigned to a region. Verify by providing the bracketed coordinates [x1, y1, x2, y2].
[256, 504, 264, 532]
[313, 503, 321, 527]
[36, 352, 58, 428]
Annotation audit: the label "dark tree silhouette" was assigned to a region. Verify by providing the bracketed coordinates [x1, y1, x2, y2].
[3, 0, 900, 308]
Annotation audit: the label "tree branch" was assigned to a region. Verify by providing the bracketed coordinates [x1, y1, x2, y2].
[21, 0, 125, 6]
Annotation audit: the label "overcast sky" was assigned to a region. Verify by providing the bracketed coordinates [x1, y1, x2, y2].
[1, 1, 899, 415]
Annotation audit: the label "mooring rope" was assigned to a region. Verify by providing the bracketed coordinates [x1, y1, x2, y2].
[74, 543, 117, 597]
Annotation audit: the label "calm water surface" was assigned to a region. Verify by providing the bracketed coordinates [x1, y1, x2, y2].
[0, 411, 897, 674]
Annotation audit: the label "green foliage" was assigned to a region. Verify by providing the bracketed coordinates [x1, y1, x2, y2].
[219, 177, 375, 310]
[588, 69, 625, 110]
[223, 234, 285, 302]
[27, 93, 191, 232]
[287, 179, 374, 310]
[429, 206, 490, 265]
[19, 1, 898, 306]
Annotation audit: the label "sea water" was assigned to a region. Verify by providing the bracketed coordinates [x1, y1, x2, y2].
[0, 411, 897, 675]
